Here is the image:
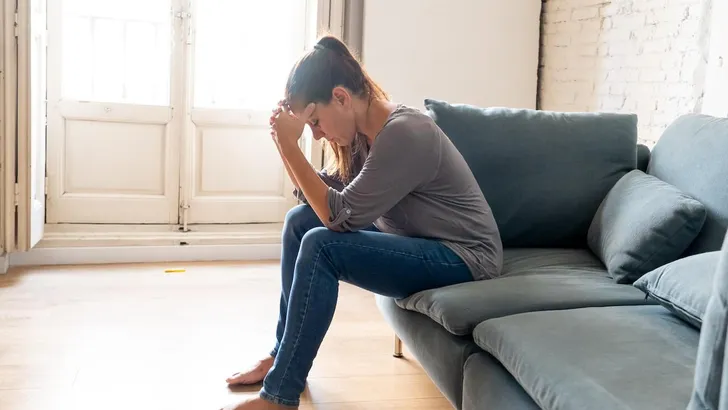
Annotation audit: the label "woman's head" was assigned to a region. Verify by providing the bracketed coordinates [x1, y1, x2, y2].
[284, 35, 388, 181]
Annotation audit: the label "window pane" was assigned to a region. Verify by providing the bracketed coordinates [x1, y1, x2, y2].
[61, 0, 172, 105]
[193, 0, 306, 110]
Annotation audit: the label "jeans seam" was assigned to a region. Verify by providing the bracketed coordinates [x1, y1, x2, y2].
[260, 387, 299, 407]
[269, 241, 325, 398]
[321, 239, 467, 267]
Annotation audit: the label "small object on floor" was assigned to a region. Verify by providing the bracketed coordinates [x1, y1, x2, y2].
[164, 268, 186, 273]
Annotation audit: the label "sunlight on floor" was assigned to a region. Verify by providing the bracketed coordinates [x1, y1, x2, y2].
[0, 261, 452, 409]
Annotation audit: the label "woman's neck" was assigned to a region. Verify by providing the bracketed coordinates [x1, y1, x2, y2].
[354, 99, 399, 146]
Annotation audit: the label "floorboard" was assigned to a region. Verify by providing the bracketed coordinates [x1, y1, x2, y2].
[0, 261, 453, 409]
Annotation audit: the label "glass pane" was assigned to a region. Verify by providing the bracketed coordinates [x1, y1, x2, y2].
[193, 0, 306, 110]
[61, 0, 172, 105]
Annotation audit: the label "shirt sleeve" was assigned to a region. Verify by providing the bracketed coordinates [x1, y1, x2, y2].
[326, 116, 440, 232]
[294, 136, 369, 204]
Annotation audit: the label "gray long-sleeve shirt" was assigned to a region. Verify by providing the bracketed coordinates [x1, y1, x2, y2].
[298, 105, 503, 280]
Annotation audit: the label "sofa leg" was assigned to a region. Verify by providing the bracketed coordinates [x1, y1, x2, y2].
[393, 334, 404, 358]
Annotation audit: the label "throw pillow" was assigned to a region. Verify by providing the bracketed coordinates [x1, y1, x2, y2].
[633, 251, 720, 328]
[587, 169, 707, 284]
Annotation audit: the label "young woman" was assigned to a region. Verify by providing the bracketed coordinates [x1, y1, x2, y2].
[221, 36, 502, 410]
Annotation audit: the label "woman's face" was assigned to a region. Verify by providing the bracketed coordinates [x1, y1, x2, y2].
[296, 87, 358, 146]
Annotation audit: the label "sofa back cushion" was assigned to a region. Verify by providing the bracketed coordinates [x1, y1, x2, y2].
[648, 114, 728, 255]
[424, 99, 638, 248]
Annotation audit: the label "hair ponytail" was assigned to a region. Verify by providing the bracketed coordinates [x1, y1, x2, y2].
[285, 35, 388, 182]
[315, 36, 348, 53]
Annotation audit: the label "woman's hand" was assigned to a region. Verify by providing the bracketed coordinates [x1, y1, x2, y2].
[269, 101, 330, 225]
[269, 102, 285, 145]
[270, 101, 315, 149]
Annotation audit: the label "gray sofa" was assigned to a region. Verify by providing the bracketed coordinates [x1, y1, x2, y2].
[376, 100, 728, 410]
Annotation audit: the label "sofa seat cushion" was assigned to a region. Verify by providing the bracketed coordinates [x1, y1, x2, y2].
[395, 249, 653, 336]
[474, 305, 698, 410]
[500, 248, 605, 275]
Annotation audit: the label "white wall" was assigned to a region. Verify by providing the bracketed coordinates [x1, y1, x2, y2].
[361, 0, 541, 110]
[703, 0, 728, 117]
[539, 0, 707, 146]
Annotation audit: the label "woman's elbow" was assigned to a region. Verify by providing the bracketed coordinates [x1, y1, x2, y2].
[324, 216, 372, 233]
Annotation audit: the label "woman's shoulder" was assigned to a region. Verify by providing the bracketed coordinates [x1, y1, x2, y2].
[371, 105, 442, 157]
[381, 105, 440, 139]
[387, 104, 432, 123]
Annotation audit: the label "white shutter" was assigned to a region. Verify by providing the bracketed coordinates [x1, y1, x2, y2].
[15, 0, 47, 251]
[0, 0, 17, 253]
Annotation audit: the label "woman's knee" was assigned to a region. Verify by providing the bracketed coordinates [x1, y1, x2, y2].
[296, 228, 347, 281]
[299, 227, 337, 256]
[282, 205, 322, 241]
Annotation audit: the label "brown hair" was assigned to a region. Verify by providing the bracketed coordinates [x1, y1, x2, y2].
[284, 35, 388, 182]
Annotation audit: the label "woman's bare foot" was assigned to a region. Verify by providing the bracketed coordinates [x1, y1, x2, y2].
[220, 396, 296, 410]
[226, 356, 275, 385]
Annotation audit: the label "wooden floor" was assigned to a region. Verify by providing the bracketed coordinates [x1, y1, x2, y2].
[0, 261, 453, 410]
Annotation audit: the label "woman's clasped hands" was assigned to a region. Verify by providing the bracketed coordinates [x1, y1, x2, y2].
[269, 100, 315, 149]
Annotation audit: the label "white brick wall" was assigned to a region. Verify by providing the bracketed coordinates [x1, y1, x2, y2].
[539, 0, 705, 146]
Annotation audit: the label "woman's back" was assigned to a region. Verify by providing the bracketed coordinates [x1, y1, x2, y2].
[331, 105, 503, 280]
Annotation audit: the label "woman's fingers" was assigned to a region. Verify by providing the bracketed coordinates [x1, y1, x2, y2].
[270, 107, 283, 125]
[277, 100, 288, 114]
[269, 103, 281, 141]
[278, 99, 292, 113]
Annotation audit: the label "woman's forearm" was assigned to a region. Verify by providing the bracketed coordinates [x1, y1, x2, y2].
[278, 141, 331, 224]
[276, 143, 300, 189]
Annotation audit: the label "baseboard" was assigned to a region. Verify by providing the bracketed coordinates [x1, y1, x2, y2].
[0, 252, 8, 274]
[41, 223, 284, 248]
[8, 243, 282, 267]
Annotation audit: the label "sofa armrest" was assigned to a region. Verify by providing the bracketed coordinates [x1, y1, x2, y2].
[688, 232, 728, 409]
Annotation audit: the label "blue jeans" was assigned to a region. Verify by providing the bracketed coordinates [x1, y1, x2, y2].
[260, 205, 473, 407]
